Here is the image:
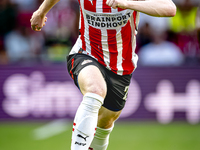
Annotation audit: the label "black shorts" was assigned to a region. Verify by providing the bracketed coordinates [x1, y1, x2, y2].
[66, 52, 132, 111]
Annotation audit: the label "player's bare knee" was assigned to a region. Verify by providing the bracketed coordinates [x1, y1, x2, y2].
[87, 85, 107, 99]
[78, 68, 107, 98]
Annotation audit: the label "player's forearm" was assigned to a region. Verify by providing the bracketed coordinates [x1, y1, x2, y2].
[37, 0, 60, 16]
[125, 0, 176, 17]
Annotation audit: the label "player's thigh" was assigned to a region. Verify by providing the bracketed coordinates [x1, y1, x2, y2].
[78, 65, 107, 98]
[97, 106, 122, 129]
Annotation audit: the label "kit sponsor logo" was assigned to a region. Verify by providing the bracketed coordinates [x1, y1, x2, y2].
[75, 141, 86, 146]
[85, 12, 131, 29]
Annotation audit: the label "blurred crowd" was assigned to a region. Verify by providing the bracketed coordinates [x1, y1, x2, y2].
[0, 0, 199, 67]
[0, 0, 79, 65]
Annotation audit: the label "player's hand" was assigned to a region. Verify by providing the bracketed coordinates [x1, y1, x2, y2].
[30, 10, 47, 31]
[106, 0, 127, 9]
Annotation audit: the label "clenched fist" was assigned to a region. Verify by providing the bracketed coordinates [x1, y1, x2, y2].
[30, 10, 47, 31]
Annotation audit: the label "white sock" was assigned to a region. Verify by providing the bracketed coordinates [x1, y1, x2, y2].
[89, 125, 114, 150]
[71, 93, 104, 150]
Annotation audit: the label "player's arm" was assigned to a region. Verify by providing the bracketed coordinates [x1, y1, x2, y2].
[106, 0, 176, 17]
[30, 0, 60, 31]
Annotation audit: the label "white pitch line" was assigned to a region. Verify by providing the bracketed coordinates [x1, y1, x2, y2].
[32, 119, 70, 140]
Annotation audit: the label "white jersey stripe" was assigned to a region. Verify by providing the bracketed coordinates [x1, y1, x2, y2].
[112, 8, 122, 74]
[116, 29, 123, 75]
[102, 29, 110, 69]
[97, 0, 110, 69]
[131, 11, 138, 69]
[111, 8, 118, 13]
[78, 12, 82, 49]
[130, 12, 135, 53]
[96, 0, 103, 13]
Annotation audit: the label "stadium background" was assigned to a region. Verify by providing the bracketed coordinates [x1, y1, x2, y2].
[0, 0, 200, 150]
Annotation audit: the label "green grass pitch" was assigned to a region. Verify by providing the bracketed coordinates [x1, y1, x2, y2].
[0, 121, 199, 150]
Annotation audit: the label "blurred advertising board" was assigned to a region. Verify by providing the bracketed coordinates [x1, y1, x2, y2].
[0, 65, 200, 124]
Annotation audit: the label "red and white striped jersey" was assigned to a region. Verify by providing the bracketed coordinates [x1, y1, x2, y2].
[70, 0, 140, 75]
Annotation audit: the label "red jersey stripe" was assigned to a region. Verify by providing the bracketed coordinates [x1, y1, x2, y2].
[84, 0, 97, 12]
[89, 26, 106, 66]
[103, 0, 111, 13]
[121, 21, 134, 75]
[107, 29, 118, 73]
[80, 8, 86, 50]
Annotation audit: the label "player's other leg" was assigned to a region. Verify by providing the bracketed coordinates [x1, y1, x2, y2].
[71, 65, 107, 150]
[89, 106, 122, 150]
